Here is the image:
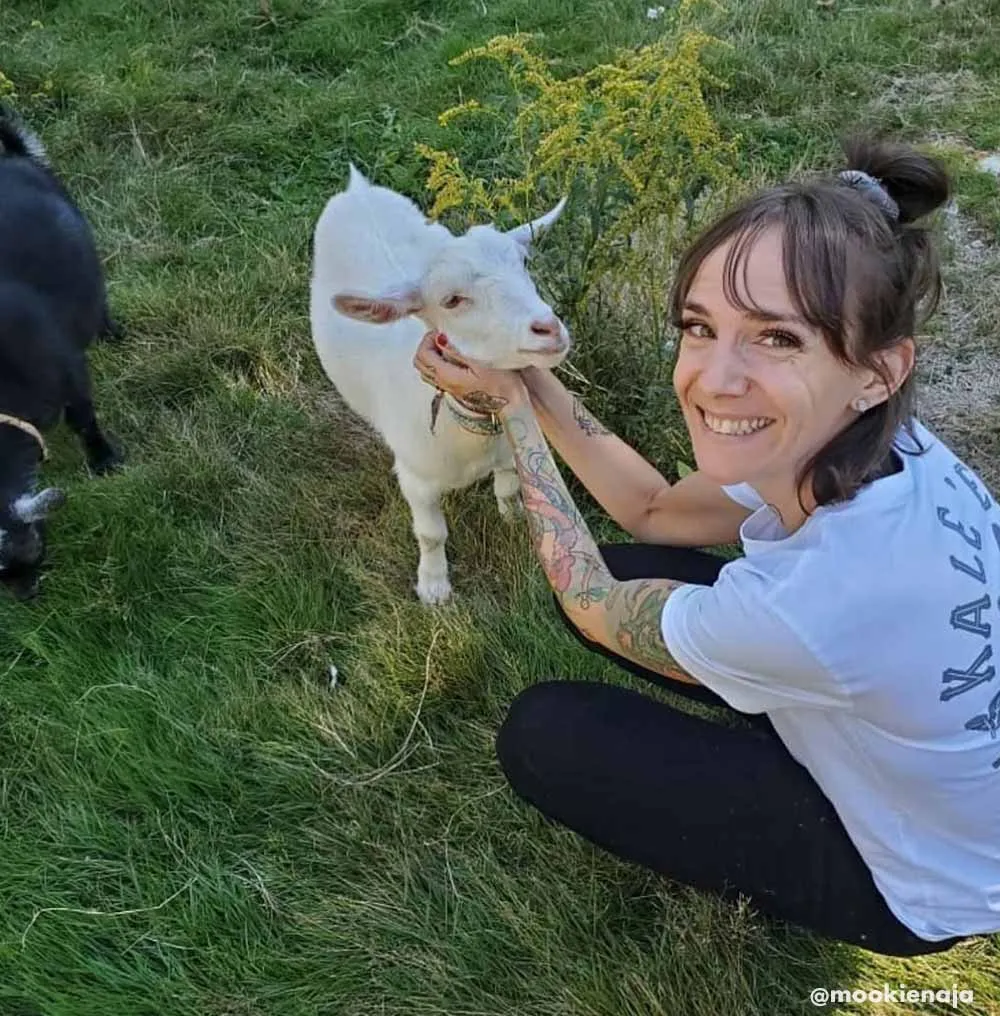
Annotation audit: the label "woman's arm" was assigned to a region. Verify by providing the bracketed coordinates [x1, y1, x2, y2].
[501, 398, 700, 684]
[521, 367, 750, 546]
[412, 332, 701, 685]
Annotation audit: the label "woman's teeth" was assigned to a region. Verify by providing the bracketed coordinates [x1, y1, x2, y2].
[701, 410, 775, 436]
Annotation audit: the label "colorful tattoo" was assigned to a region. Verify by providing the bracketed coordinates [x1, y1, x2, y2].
[601, 579, 683, 674]
[504, 406, 688, 680]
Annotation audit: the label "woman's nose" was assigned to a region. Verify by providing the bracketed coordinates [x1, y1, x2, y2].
[698, 341, 750, 395]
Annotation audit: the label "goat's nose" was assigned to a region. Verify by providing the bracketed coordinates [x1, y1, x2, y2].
[530, 315, 562, 338]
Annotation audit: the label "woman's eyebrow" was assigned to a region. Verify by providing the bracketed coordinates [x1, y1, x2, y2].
[745, 308, 809, 327]
[684, 299, 808, 328]
[682, 300, 713, 316]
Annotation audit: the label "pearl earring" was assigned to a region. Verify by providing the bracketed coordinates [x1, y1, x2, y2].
[853, 398, 869, 413]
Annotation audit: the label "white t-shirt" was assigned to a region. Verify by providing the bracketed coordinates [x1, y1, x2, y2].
[661, 419, 1000, 942]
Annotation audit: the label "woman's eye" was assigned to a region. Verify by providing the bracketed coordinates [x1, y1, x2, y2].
[680, 320, 713, 339]
[441, 294, 466, 309]
[760, 330, 801, 350]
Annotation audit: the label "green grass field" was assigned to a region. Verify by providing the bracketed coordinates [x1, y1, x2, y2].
[2, 0, 999, 1013]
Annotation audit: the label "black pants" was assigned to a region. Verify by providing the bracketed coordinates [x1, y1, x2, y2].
[496, 544, 964, 957]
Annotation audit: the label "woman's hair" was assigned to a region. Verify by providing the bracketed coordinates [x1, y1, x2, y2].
[668, 135, 952, 509]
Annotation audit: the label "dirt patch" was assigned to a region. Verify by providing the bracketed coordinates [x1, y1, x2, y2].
[915, 201, 1000, 490]
[868, 70, 989, 115]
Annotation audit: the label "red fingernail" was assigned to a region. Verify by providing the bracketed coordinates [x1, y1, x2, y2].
[435, 333, 448, 348]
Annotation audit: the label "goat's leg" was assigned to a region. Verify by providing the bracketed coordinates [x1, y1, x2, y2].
[64, 355, 122, 475]
[493, 466, 523, 519]
[395, 464, 452, 605]
[98, 306, 126, 343]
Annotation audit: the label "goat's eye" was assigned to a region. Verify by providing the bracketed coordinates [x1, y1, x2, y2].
[441, 294, 466, 310]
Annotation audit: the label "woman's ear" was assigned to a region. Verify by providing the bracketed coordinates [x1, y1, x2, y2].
[858, 336, 916, 408]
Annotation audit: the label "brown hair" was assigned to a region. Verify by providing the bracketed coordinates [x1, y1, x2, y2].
[669, 136, 951, 509]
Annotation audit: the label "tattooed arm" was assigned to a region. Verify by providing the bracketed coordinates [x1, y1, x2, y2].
[520, 366, 671, 536]
[521, 367, 749, 547]
[411, 332, 699, 684]
[503, 400, 699, 685]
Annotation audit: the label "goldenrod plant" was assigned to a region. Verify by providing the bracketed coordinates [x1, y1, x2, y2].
[0, 67, 54, 102]
[417, 2, 740, 472]
[417, 3, 739, 333]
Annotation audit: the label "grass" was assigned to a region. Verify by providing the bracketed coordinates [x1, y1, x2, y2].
[2, 0, 1000, 1013]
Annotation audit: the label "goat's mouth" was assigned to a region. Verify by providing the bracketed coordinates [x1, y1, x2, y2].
[516, 338, 571, 360]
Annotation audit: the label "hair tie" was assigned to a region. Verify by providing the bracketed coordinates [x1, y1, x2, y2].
[837, 170, 900, 221]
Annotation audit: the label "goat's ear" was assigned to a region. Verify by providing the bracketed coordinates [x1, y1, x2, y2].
[13, 488, 66, 524]
[347, 163, 369, 190]
[333, 287, 424, 325]
[507, 196, 568, 249]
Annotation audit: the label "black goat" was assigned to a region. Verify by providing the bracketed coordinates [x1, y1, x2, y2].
[0, 106, 122, 600]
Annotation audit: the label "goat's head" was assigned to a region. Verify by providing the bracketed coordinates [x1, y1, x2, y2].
[0, 488, 65, 600]
[333, 199, 572, 370]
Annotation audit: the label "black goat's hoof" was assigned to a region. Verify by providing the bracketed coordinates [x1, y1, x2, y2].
[89, 437, 125, 475]
[93, 452, 124, 476]
[100, 317, 126, 342]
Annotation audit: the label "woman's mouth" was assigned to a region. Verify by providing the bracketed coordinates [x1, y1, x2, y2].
[698, 408, 776, 437]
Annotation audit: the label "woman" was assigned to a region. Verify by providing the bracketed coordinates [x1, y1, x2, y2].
[412, 137, 1000, 956]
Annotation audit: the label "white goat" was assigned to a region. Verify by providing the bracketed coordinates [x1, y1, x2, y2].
[309, 165, 571, 604]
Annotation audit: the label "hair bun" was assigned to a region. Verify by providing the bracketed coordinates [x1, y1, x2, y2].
[837, 169, 900, 220]
[840, 136, 951, 224]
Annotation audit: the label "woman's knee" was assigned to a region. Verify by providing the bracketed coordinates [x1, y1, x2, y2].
[496, 680, 601, 804]
[496, 681, 563, 786]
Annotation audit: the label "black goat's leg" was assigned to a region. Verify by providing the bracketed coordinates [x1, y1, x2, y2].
[64, 357, 123, 474]
[98, 303, 126, 342]
[65, 398, 122, 474]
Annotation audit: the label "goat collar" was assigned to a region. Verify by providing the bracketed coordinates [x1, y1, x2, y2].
[444, 393, 504, 436]
[428, 389, 504, 437]
[0, 414, 47, 460]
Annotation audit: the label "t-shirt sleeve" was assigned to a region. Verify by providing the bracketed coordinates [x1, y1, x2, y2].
[661, 560, 850, 714]
[720, 482, 764, 511]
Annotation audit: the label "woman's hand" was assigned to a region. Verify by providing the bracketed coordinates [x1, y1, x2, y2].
[413, 330, 528, 415]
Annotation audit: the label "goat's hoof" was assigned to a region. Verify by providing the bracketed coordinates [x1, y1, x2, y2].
[100, 317, 126, 342]
[93, 456, 123, 476]
[416, 577, 453, 606]
[497, 494, 523, 519]
[90, 440, 125, 476]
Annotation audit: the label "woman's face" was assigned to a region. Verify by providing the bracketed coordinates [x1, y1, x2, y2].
[672, 228, 878, 510]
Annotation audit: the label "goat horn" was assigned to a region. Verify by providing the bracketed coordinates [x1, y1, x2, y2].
[507, 195, 569, 247]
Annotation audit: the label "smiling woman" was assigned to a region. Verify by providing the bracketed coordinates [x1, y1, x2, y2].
[670, 226, 915, 532]
[413, 134, 1000, 957]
